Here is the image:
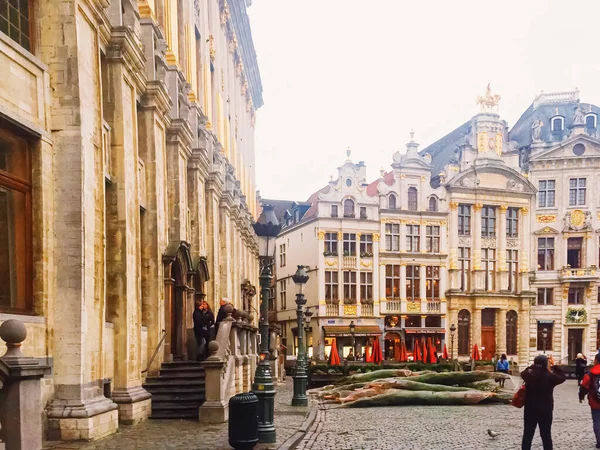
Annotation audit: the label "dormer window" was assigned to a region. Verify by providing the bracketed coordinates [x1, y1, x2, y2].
[586, 113, 597, 129]
[428, 197, 438, 212]
[343, 199, 355, 218]
[407, 187, 418, 211]
[331, 205, 338, 218]
[294, 210, 300, 223]
[388, 194, 397, 210]
[551, 116, 564, 132]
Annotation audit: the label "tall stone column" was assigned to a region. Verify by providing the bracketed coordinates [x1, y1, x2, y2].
[206, 169, 223, 309]
[498, 205, 508, 291]
[496, 308, 507, 356]
[373, 233, 381, 316]
[519, 207, 531, 292]
[399, 174, 406, 209]
[472, 204, 485, 291]
[448, 203, 460, 291]
[219, 194, 233, 300]
[103, 44, 151, 425]
[472, 308, 482, 352]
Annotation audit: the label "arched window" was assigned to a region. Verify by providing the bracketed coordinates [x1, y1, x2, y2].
[428, 197, 438, 212]
[506, 310, 518, 355]
[407, 187, 418, 211]
[586, 113, 597, 129]
[388, 194, 397, 209]
[343, 199, 355, 217]
[551, 116, 564, 132]
[457, 309, 471, 356]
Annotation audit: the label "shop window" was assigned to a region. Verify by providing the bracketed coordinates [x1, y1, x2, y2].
[405, 315, 420, 328]
[425, 315, 441, 327]
[506, 311, 518, 355]
[457, 309, 470, 356]
[0, 128, 32, 313]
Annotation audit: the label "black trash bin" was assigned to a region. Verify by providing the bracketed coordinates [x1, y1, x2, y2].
[228, 392, 259, 450]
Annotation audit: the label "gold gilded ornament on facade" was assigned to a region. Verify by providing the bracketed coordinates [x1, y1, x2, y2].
[473, 203, 483, 211]
[325, 260, 337, 267]
[570, 209, 585, 228]
[317, 231, 325, 240]
[220, 0, 230, 24]
[536, 215, 556, 223]
[477, 132, 487, 153]
[228, 33, 238, 54]
[208, 35, 216, 62]
[449, 202, 458, 210]
[499, 204, 508, 212]
[344, 305, 357, 316]
[521, 207, 529, 215]
[337, 232, 343, 240]
[373, 233, 380, 242]
[495, 133, 503, 156]
[476, 82, 501, 112]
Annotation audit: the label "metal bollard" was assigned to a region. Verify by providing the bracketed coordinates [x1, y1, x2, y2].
[228, 392, 259, 450]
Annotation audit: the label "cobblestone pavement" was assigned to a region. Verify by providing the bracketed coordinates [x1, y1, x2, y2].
[297, 378, 596, 450]
[45, 378, 308, 450]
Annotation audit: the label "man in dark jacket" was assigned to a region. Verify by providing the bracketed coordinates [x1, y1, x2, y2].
[193, 300, 214, 361]
[579, 353, 600, 448]
[215, 298, 229, 334]
[521, 354, 567, 450]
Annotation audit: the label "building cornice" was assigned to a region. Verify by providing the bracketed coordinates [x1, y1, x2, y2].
[106, 27, 147, 93]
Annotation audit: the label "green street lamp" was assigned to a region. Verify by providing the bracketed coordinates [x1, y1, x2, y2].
[291, 265, 309, 406]
[304, 307, 313, 365]
[252, 204, 281, 443]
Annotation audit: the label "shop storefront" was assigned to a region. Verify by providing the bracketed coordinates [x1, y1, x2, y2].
[384, 315, 445, 361]
[322, 325, 382, 361]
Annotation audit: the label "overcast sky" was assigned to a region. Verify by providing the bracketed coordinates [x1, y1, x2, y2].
[248, 0, 600, 202]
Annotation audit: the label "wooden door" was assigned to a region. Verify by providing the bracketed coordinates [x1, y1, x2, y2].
[568, 328, 583, 363]
[481, 327, 496, 360]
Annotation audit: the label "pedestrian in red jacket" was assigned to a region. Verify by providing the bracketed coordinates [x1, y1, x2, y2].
[579, 353, 600, 448]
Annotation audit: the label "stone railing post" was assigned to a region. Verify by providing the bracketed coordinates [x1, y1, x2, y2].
[0, 319, 51, 450]
[199, 341, 227, 423]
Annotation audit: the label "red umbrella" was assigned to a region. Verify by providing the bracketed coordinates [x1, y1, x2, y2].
[329, 338, 341, 366]
[414, 339, 422, 362]
[400, 341, 408, 362]
[372, 338, 383, 364]
[422, 339, 428, 364]
[428, 338, 436, 363]
[393, 340, 401, 361]
[365, 344, 373, 363]
[442, 343, 449, 359]
[472, 343, 480, 361]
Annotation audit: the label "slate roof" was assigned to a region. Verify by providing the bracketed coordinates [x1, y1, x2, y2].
[261, 198, 296, 222]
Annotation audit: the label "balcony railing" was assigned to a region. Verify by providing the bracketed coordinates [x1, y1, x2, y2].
[559, 266, 599, 282]
[325, 303, 338, 316]
[343, 256, 357, 269]
[361, 304, 373, 316]
[427, 300, 441, 313]
[386, 300, 402, 313]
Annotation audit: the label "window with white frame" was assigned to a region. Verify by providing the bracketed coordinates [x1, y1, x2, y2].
[569, 178, 586, 206]
[360, 234, 373, 255]
[506, 207, 519, 238]
[385, 223, 400, 252]
[325, 271, 338, 302]
[459, 247, 471, 292]
[408, 187, 418, 211]
[406, 224, 420, 252]
[324, 232, 338, 255]
[406, 265, 421, 301]
[360, 272, 373, 302]
[568, 287, 584, 305]
[331, 205, 338, 217]
[537, 288, 553, 306]
[551, 116, 564, 131]
[425, 266, 440, 301]
[385, 265, 400, 299]
[279, 279, 287, 309]
[482, 248, 496, 291]
[481, 206, 496, 237]
[538, 180, 555, 207]
[343, 199, 355, 217]
[428, 197, 438, 212]
[343, 233, 357, 256]
[388, 194, 397, 209]
[343, 271, 357, 303]
[586, 113, 597, 129]
[506, 249, 518, 293]
[458, 204, 471, 235]
[426, 225, 440, 253]
[537, 237, 555, 270]
[279, 244, 286, 267]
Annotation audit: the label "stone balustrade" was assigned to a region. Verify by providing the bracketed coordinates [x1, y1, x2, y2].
[199, 308, 258, 423]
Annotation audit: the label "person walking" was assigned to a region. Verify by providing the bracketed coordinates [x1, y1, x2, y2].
[579, 353, 600, 448]
[193, 300, 214, 361]
[576, 352, 588, 385]
[521, 354, 566, 450]
[496, 353, 510, 388]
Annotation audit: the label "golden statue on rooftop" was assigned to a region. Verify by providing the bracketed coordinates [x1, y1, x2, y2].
[477, 82, 501, 112]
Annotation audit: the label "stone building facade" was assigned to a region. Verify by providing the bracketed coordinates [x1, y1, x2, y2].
[0, 0, 261, 441]
[272, 89, 600, 369]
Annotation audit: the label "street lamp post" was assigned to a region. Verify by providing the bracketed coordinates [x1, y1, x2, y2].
[349, 320, 356, 359]
[292, 265, 309, 407]
[303, 308, 313, 365]
[542, 328, 548, 354]
[252, 205, 281, 443]
[449, 324, 456, 361]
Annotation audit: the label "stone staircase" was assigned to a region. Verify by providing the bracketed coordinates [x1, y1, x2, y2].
[143, 361, 205, 419]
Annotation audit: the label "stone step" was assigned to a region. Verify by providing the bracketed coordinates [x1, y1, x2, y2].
[151, 393, 205, 403]
[149, 410, 199, 420]
[151, 400, 204, 410]
[156, 370, 205, 378]
[145, 375, 206, 384]
[159, 366, 205, 374]
[160, 361, 204, 369]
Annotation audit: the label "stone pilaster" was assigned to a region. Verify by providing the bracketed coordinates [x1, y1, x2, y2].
[496, 308, 507, 356]
[471, 308, 482, 353]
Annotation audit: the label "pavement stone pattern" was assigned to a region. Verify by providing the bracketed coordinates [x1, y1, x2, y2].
[44, 378, 308, 450]
[297, 378, 597, 450]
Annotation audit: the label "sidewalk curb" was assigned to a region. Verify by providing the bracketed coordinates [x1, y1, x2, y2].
[277, 402, 318, 450]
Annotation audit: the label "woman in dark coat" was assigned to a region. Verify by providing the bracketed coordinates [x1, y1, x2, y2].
[193, 300, 215, 361]
[521, 354, 566, 450]
[575, 353, 588, 385]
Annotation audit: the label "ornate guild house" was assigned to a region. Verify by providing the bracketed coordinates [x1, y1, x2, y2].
[271, 88, 600, 369]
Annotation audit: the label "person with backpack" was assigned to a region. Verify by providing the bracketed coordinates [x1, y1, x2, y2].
[579, 353, 600, 448]
[521, 354, 566, 450]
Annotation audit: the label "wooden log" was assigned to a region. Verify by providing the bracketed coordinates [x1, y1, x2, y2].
[341, 389, 499, 408]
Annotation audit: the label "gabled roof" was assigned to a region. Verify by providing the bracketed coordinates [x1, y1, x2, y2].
[366, 171, 394, 197]
[529, 133, 600, 161]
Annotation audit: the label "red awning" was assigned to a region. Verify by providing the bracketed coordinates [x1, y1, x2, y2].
[404, 328, 445, 334]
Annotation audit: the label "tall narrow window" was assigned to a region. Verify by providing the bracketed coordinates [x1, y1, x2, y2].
[360, 272, 373, 303]
[586, 113, 597, 129]
[279, 244, 286, 267]
[537, 288, 553, 305]
[360, 234, 373, 255]
[428, 197, 438, 212]
[0, 128, 32, 313]
[324, 271, 338, 302]
[458, 247, 471, 292]
[506, 311, 518, 355]
[569, 178, 586, 206]
[385, 265, 400, 300]
[458, 309, 471, 356]
[506, 208, 519, 238]
[538, 180, 556, 207]
[388, 194, 397, 209]
[359, 206, 367, 219]
[279, 280, 287, 310]
[551, 116, 564, 132]
[406, 225, 420, 252]
[406, 265, 421, 301]
[324, 232, 338, 255]
[343, 271, 357, 303]
[481, 206, 496, 237]
[426, 225, 440, 253]
[537, 237, 555, 270]
[407, 187, 418, 211]
[425, 266, 440, 301]
[458, 204, 471, 235]
[568, 287, 584, 305]
[331, 205, 338, 217]
[0, 0, 32, 51]
[343, 199, 355, 217]
[506, 249, 518, 293]
[343, 233, 357, 256]
[482, 248, 496, 291]
[385, 223, 400, 252]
